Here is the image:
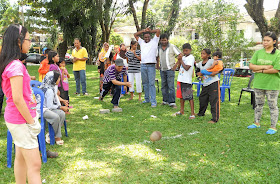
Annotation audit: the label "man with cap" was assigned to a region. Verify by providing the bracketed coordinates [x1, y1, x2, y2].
[100, 59, 131, 108]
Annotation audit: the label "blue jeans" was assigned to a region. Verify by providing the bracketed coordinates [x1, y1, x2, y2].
[141, 64, 156, 104]
[73, 70, 87, 94]
[160, 70, 175, 104]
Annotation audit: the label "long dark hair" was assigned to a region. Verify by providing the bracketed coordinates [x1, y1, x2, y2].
[264, 31, 278, 54]
[0, 24, 28, 84]
[202, 48, 211, 59]
[48, 50, 58, 64]
[212, 48, 222, 58]
[130, 41, 137, 49]
[52, 70, 60, 85]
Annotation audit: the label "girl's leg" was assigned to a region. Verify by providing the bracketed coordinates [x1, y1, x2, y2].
[19, 146, 42, 184]
[128, 73, 134, 100]
[135, 72, 142, 101]
[198, 85, 209, 116]
[266, 90, 279, 128]
[138, 93, 142, 101]
[53, 109, 66, 141]
[180, 98, 185, 114]
[44, 110, 62, 139]
[209, 81, 220, 122]
[14, 146, 27, 184]
[254, 88, 266, 125]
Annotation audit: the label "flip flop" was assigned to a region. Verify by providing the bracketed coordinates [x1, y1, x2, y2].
[45, 133, 50, 144]
[56, 140, 64, 145]
[172, 111, 183, 116]
[247, 123, 260, 129]
[189, 115, 195, 119]
[46, 150, 58, 158]
[266, 128, 277, 135]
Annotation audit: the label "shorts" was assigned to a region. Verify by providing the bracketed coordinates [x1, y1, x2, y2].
[5, 121, 39, 149]
[176, 81, 193, 100]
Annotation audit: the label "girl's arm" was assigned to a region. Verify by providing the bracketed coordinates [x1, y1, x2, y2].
[45, 90, 59, 110]
[133, 51, 141, 61]
[249, 63, 273, 71]
[255, 68, 279, 74]
[10, 76, 34, 124]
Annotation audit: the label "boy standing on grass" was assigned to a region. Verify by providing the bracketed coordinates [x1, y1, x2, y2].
[173, 43, 195, 119]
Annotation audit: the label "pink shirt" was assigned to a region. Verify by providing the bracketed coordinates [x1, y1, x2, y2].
[62, 68, 69, 91]
[2, 60, 37, 124]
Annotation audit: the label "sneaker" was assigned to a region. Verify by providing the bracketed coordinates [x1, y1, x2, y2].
[75, 92, 80, 96]
[83, 93, 89, 96]
[151, 103, 157, 108]
[161, 101, 168, 105]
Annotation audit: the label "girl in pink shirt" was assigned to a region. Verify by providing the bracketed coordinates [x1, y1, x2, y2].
[0, 24, 42, 183]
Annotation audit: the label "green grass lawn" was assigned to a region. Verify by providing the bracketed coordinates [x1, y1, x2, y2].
[1, 65, 280, 183]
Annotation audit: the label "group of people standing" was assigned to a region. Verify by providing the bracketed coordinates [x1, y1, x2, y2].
[98, 27, 221, 123]
[1, 22, 280, 184]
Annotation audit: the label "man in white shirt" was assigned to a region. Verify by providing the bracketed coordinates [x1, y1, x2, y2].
[134, 27, 160, 107]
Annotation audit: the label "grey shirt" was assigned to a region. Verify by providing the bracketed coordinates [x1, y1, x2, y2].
[197, 59, 220, 87]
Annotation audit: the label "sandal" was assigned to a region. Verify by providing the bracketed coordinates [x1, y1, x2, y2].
[266, 128, 277, 135]
[45, 133, 50, 144]
[189, 115, 195, 119]
[46, 150, 58, 158]
[247, 123, 260, 129]
[56, 140, 64, 145]
[172, 111, 183, 116]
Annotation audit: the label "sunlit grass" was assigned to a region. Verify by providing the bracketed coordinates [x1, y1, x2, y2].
[0, 64, 280, 183]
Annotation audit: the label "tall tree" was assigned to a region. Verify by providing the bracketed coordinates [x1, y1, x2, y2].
[179, 0, 252, 62]
[97, 0, 128, 43]
[244, 0, 280, 38]
[128, 0, 150, 31]
[128, 0, 180, 36]
[45, 0, 100, 60]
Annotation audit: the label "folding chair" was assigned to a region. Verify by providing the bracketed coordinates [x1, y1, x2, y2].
[238, 74, 255, 109]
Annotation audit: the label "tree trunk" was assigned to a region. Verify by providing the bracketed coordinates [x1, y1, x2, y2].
[164, 0, 180, 37]
[244, 0, 269, 38]
[58, 40, 67, 59]
[141, 0, 150, 30]
[128, 0, 140, 31]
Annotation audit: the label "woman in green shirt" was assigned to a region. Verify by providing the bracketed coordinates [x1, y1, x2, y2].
[248, 31, 280, 135]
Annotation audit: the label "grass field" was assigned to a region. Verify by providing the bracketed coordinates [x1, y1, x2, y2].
[0, 64, 280, 183]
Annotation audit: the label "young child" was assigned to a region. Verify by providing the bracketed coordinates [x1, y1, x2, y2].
[38, 48, 51, 82]
[173, 43, 195, 119]
[58, 58, 70, 103]
[200, 49, 223, 75]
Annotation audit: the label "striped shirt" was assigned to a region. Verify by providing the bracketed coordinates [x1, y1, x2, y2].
[125, 50, 141, 73]
[103, 64, 127, 84]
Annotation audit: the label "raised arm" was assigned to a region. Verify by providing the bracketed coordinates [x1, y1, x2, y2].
[150, 28, 161, 37]
[134, 28, 147, 41]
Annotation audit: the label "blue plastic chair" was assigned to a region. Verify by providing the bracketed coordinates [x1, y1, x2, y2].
[7, 87, 47, 168]
[192, 80, 203, 97]
[30, 80, 41, 88]
[220, 68, 235, 102]
[31, 80, 69, 145]
[48, 120, 68, 145]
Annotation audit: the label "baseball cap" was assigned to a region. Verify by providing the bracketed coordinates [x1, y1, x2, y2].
[115, 58, 124, 66]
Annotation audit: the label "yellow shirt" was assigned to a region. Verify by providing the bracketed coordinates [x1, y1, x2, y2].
[72, 47, 88, 71]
